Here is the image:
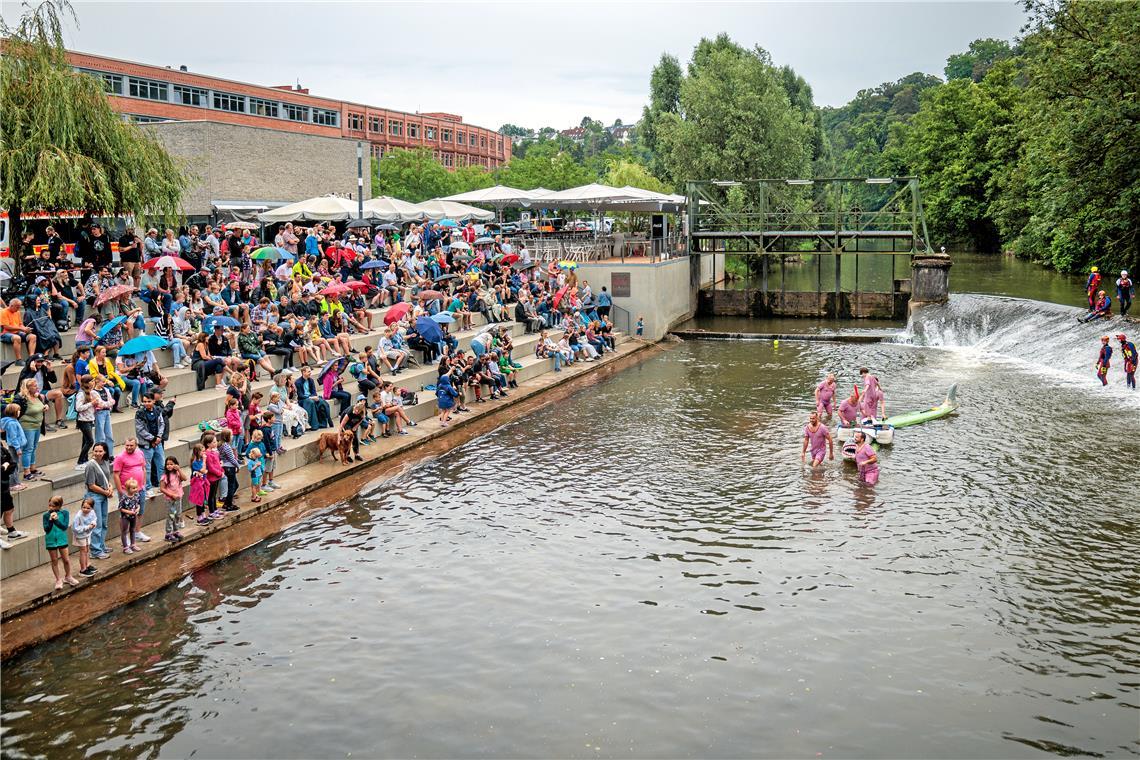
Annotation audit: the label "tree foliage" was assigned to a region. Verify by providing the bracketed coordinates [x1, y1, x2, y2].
[653, 35, 817, 183]
[496, 141, 594, 190]
[1, 0, 188, 259]
[944, 38, 1016, 82]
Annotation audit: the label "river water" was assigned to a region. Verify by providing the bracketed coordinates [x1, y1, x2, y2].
[2, 256, 1138, 759]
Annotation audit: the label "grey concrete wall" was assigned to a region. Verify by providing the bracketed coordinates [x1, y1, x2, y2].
[578, 256, 695, 340]
[142, 120, 370, 217]
[699, 252, 724, 288]
[699, 289, 907, 320]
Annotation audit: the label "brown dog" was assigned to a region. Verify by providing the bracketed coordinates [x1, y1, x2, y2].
[317, 430, 354, 465]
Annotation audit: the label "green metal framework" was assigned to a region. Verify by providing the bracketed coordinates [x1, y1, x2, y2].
[686, 176, 932, 296]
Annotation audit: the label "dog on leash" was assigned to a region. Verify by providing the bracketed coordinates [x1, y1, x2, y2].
[316, 430, 354, 465]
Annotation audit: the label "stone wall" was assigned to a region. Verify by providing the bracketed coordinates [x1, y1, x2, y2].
[698, 289, 908, 320]
[142, 120, 370, 218]
[577, 255, 700, 340]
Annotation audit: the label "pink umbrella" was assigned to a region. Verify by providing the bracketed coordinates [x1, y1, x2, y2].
[142, 255, 194, 271]
[320, 283, 351, 297]
[552, 285, 569, 310]
[384, 301, 412, 325]
[417, 289, 445, 302]
[94, 284, 134, 306]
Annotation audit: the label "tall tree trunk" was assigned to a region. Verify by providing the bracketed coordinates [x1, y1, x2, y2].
[9, 205, 21, 277]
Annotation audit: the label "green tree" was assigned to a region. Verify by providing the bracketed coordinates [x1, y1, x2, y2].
[1, 0, 187, 272]
[450, 164, 495, 194]
[1001, 0, 1140, 273]
[945, 38, 1015, 82]
[372, 148, 454, 202]
[496, 142, 592, 190]
[654, 36, 814, 182]
[602, 159, 670, 193]
[639, 53, 683, 180]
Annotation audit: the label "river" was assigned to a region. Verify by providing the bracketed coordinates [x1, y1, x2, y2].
[2, 254, 1137, 759]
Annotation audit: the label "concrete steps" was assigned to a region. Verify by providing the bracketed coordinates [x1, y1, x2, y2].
[0, 324, 608, 579]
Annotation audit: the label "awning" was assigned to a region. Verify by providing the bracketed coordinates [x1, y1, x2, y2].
[258, 196, 383, 223]
[417, 199, 495, 222]
[362, 196, 430, 223]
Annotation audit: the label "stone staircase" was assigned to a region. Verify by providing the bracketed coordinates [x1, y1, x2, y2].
[1, 304, 618, 580]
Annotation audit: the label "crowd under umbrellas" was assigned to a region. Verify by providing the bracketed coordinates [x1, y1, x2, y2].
[0, 213, 622, 563]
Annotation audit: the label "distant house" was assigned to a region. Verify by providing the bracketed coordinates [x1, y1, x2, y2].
[559, 126, 586, 141]
[609, 123, 636, 144]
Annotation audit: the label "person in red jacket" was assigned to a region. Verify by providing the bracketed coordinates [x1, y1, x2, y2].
[462, 222, 476, 245]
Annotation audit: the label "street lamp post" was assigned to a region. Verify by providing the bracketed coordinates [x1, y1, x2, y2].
[356, 141, 364, 221]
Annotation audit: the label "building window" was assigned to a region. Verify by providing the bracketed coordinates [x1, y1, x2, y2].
[442, 128, 452, 143]
[213, 91, 246, 112]
[368, 116, 382, 132]
[457, 132, 466, 145]
[348, 112, 364, 131]
[408, 123, 419, 138]
[443, 153, 454, 168]
[250, 97, 279, 118]
[312, 108, 339, 126]
[79, 69, 123, 95]
[173, 84, 207, 107]
[125, 114, 169, 124]
[389, 120, 403, 136]
[480, 136, 487, 148]
[284, 103, 309, 122]
[370, 144, 383, 159]
[457, 154, 468, 167]
[426, 126, 436, 140]
[497, 139, 503, 153]
[128, 76, 168, 101]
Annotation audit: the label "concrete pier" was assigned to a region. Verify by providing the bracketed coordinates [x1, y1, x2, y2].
[910, 253, 953, 306]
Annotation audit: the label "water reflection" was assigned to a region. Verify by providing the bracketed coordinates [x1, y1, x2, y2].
[2, 339, 1138, 759]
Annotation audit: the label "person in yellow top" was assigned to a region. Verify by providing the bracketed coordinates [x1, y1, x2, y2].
[292, 257, 313, 279]
[318, 295, 345, 317]
[85, 345, 129, 411]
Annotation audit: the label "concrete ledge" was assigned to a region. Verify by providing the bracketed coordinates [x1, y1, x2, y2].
[671, 330, 900, 344]
[0, 338, 659, 660]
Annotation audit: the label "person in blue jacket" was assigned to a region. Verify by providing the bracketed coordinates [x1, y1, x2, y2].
[1096, 336, 1113, 386]
[1118, 333, 1136, 390]
[435, 370, 459, 427]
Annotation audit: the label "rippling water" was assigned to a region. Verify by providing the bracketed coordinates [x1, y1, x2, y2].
[2, 337, 1138, 759]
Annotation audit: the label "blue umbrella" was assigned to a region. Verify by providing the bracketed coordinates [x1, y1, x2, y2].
[203, 315, 241, 332]
[431, 312, 455, 324]
[97, 316, 127, 338]
[318, 356, 349, 382]
[119, 335, 170, 355]
[360, 259, 386, 270]
[415, 315, 444, 344]
[438, 219, 459, 228]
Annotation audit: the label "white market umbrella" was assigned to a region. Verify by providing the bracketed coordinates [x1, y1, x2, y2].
[417, 199, 495, 222]
[440, 184, 538, 206]
[258, 196, 381, 223]
[363, 196, 429, 223]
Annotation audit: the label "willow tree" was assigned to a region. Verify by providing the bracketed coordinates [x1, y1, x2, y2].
[1, 1, 187, 272]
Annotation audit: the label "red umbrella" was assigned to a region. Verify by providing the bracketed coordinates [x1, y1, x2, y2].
[320, 283, 351, 296]
[95, 284, 134, 306]
[384, 301, 412, 325]
[344, 280, 370, 292]
[417, 289, 445, 302]
[500, 253, 520, 266]
[142, 255, 194, 271]
[552, 285, 569, 310]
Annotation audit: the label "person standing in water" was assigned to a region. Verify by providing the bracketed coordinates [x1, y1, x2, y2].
[852, 430, 879, 485]
[1086, 266, 1102, 309]
[858, 368, 885, 420]
[801, 411, 833, 467]
[1118, 334, 1136, 390]
[1117, 271, 1134, 317]
[1096, 336, 1113, 386]
[815, 374, 837, 420]
[837, 386, 860, 427]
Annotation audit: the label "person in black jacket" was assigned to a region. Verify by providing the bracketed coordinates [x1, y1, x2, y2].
[75, 222, 113, 272]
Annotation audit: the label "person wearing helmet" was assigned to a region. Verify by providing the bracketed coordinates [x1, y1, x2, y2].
[1096, 336, 1113, 386]
[1118, 334, 1136, 390]
[1117, 270, 1134, 317]
[1086, 266, 1102, 309]
[1081, 290, 1112, 322]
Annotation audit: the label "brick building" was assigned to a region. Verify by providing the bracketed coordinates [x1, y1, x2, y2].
[67, 49, 510, 170]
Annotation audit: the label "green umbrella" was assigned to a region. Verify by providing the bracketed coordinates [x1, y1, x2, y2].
[251, 246, 294, 261]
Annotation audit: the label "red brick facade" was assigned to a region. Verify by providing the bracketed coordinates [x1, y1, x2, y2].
[67, 50, 510, 170]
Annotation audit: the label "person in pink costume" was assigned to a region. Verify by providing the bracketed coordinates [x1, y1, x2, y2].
[852, 430, 879, 485]
[814, 374, 837, 420]
[801, 411, 833, 467]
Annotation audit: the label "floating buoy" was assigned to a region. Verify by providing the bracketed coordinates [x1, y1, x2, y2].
[773, 339, 779, 348]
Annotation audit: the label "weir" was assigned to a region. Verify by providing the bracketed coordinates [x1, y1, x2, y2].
[687, 177, 950, 319]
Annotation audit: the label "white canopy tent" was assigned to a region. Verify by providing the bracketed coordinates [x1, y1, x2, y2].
[363, 196, 430, 223]
[416, 199, 495, 222]
[440, 184, 538, 206]
[258, 196, 383, 223]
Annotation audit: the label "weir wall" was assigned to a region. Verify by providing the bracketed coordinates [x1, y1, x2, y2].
[698, 289, 908, 320]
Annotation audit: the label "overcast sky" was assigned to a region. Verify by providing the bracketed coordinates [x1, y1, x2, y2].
[9, 0, 1026, 131]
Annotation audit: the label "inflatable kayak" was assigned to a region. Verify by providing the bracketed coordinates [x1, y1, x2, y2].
[836, 421, 894, 445]
[882, 384, 959, 429]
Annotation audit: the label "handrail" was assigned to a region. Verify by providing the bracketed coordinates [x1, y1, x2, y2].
[609, 302, 632, 335]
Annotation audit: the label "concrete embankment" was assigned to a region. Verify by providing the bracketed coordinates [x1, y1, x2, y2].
[0, 339, 660, 660]
[672, 329, 900, 344]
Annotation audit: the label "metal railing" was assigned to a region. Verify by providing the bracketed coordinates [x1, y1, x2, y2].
[609, 303, 632, 335]
[517, 233, 687, 264]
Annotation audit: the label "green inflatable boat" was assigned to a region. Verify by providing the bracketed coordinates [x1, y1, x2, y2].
[883, 384, 959, 429]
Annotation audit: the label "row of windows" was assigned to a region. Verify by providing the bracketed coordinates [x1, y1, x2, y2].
[77, 67, 341, 128]
[78, 67, 504, 153]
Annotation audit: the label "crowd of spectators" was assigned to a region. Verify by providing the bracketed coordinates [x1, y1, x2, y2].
[1, 217, 621, 562]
